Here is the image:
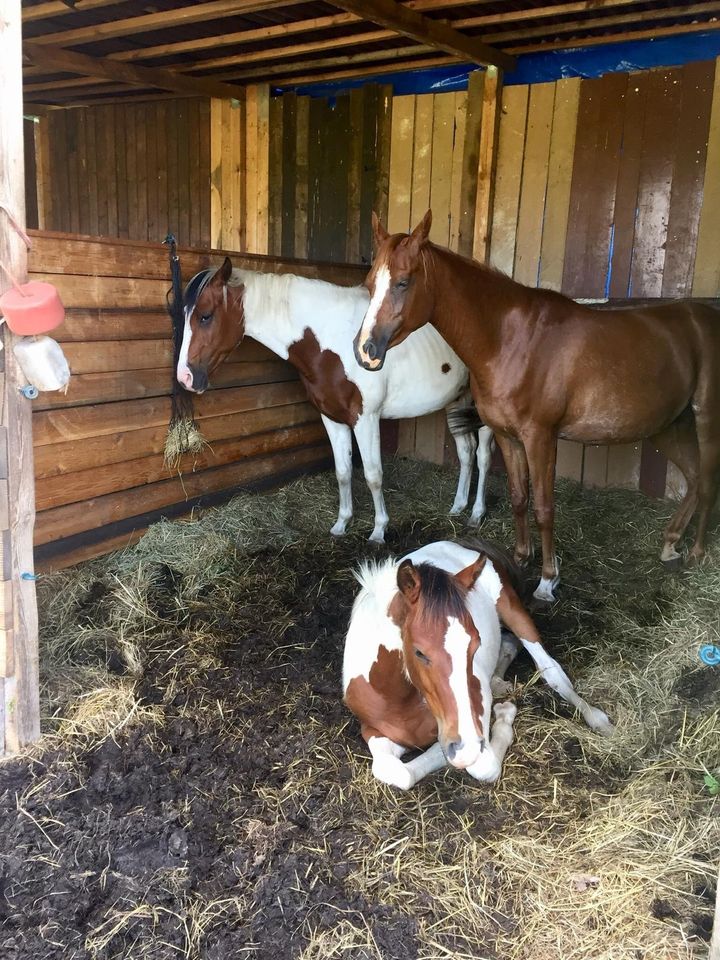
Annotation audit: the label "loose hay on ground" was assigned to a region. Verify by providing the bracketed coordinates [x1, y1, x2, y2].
[1, 457, 718, 960]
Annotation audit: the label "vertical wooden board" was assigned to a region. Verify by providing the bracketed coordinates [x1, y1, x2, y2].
[34, 116, 53, 231]
[346, 88, 364, 262]
[66, 110, 80, 235]
[115, 104, 129, 238]
[457, 70, 484, 258]
[176, 101, 191, 246]
[413, 411, 448, 466]
[606, 443, 641, 490]
[639, 440, 668, 499]
[155, 101, 169, 236]
[94, 107, 108, 237]
[245, 85, 259, 253]
[473, 65, 502, 263]
[608, 75, 649, 298]
[82, 110, 97, 235]
[166, 100, 180, 239]
[397, 418, 417, 457]
[220, 98, 233, 249]
[23, 119, 38, 231]
[256, 84, 270, 255]
[49, 110, 68, 232]
[294, 94, 309, 259]
[448, 89, 467, 253]
[513, 81, 555, 285]
[359, 85, 380, 263]
[386, 94, 415, 235]
[125, 104, 138, 240]
[323, 94, 350, 263]
[268, 93, 284, 257]
[306, 96, 324, 260]
[410, 94, 434, 228]
[210, 98, 223, 249]
[186, 99, 201, 248]
[198, 98, 211, 248]
[373, 84, 392, 241]
[489, 84, 528, 275]
[693, 58, 720, 296]
[102, 105, 118, 237]
[76, 109, 89, 234]
[136, 103, 149, 242]
[538, 77, 580, 291]
[145, 100, 159, 243]
[582, 444, 608, 489]
[428, 93, 455, 247]
[280, 93, 297, 259]
[236, 96, 247, 251]
[555, 440, 584, 482]
[629, 68, 683, 298]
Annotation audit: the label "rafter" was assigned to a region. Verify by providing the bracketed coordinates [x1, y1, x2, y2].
[22, 0, 124, 23]
[327, 0, 515, 70]
[22, 42, 247, 101]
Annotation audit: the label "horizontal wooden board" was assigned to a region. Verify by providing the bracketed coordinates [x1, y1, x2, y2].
[35, 400, 319, 478]
[36, 420, 327, 511]
[35, 441, 331, 545]
[61, 337, 276, 374]
[54, 309, 170, 342]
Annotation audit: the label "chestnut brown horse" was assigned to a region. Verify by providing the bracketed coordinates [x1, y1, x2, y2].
[354, 210, 720, 600]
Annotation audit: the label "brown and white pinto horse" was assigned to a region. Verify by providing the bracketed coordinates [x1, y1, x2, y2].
[176, 258, 494, 543]
[354, 210, 720, 600]
[343, 540, 611, 790]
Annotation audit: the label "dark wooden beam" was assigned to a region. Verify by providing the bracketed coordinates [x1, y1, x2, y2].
[23, 42, 247, 101]
[327, 0, 515, 70]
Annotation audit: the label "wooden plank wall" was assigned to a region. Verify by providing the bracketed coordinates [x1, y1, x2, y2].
[489, 58, 720, 497]
[36, 98, 212, 247]
[266, 83, 392, 265]
[27, 231, 365, 569]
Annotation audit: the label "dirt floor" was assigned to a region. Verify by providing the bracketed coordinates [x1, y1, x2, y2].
[1, 459, 718, 960]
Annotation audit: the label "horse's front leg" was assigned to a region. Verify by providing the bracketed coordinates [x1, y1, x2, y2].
[523, 428, 560, 601]
[321, 415, 354, 537]
[366, 732, 446, 790]
[466, 702, 517, 783]
[494, 434, 531, 565]
[353, 414, 389, 543]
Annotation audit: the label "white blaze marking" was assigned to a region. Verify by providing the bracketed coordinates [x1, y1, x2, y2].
[444, 617, 478, 755]
[176, 307, 194, 386]
[359, 264, 391, 349]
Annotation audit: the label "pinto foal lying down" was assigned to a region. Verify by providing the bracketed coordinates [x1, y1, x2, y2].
[343, 541, 612, 790]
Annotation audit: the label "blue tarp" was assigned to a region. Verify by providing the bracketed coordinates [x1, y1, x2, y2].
[276, 31, 720, 99]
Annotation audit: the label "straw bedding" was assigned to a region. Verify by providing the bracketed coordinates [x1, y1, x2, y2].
[0, 458, 717, 960]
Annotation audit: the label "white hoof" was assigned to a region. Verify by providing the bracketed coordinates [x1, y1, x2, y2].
[584, 706, 614, 735]
[660, 544, 681, 562]
[533, 575, 559, 602]
[468, 510, 486, 528]
[372, 756, 414, 790]
[330, 520, 349, 537]
[491, 677, 514, 698]
[368, 530, 386, 545]
[493, 701, 517, 725]
[449, 503, 466, 516]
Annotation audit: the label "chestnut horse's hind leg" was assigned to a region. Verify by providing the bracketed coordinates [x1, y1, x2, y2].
[494, 434, 532, 566]
[322, 415, 355, 537]
[522, 429, 560, 601]
[647, 409, 699, 563]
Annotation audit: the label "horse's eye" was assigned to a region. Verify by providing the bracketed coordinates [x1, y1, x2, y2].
[414, 649, 430, 665]
[199, 314, 213, 326]
[396, 279, 409, 290]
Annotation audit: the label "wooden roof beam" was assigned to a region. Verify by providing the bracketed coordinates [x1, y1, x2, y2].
[22, 0, 126, 23]
[23, 42, 248, 101]
[327, 0, 515, 71]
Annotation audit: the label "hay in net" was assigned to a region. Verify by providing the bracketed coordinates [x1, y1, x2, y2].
[24, 457, 720, 960]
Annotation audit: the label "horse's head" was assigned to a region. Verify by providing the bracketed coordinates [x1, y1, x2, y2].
[393, 555, 487, 769]
[354, 209, 434, 371]
[176, 257, 245, 393]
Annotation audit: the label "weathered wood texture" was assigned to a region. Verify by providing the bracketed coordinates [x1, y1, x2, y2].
[1, 0, 40, 754]
[37, 97, 211, 246]
[28, 232, 366, 569]
[489, 59, 720, 497]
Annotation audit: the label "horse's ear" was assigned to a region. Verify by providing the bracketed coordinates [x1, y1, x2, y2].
[455, 554, 487, 591]
[214, 256, 233, 285]
[372, 211, 389, 247]
[397, 559, 421, 605]
[408, 209, 432, 248]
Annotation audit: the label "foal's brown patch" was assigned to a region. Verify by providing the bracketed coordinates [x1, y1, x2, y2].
[288, 328, 363, 426]
[441, 363, 451, 374]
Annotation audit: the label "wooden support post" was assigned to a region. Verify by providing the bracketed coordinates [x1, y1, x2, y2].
[472, 65, 503, 263]
[0, 0, 41, 755]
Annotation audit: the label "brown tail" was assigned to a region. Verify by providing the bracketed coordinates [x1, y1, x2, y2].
[456, 536, 529, 600]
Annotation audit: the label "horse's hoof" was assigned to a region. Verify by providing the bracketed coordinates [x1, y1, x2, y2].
[368, 533, 386, 546]
[660, 555, 683, 572]
[467, 512, 486, 528]
[532, 576, 559, 602]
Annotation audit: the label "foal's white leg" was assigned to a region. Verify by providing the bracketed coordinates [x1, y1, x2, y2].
[321, 415, 354, 537]
[466, 702, 517, 784]
[491, 631, 520, 698]
[469, 425, 495, 527]
[519, 637, 614, 734]
[353, 414, 389, 543]
[368, 737, 446, 790]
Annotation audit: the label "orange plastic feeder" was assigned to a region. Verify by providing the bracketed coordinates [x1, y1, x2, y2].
[0, 278, 65, 336]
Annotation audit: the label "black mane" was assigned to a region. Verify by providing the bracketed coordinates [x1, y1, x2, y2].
[415, 563, 468, 623]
